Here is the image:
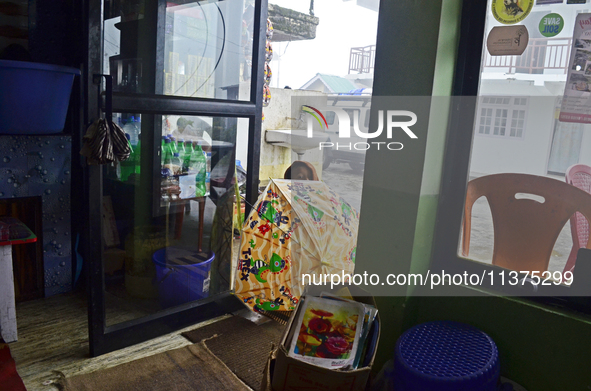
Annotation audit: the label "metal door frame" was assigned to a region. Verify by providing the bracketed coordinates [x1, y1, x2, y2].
[83, 0, 267, 356]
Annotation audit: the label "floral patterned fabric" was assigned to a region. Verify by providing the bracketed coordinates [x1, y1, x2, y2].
[235, 179, 359, 312]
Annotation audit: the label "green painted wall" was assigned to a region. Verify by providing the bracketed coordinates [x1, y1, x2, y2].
[357, 0, 461, 372]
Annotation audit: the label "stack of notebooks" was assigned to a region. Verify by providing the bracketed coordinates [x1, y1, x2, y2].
[285, 290, 378, 370]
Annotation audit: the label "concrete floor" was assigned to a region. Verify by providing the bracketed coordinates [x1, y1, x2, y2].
[321, 162, 364, 212]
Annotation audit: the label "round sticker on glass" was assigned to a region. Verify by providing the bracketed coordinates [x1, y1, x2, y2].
[492, 0, 533, 25]
[539, 13, 564, 37]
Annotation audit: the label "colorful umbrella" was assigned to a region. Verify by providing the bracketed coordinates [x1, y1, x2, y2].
[234, 179, 359, 312]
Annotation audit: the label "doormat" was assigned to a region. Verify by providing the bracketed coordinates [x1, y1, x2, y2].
[182, 316, 285, 390]
[0, 338, 26, 391]
[56, 342, 249, 391]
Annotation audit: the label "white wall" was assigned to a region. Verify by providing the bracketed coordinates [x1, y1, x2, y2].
[259, 88, 326, 183]
[469, 96, 556, 176]
[468, 79, 561, 176]
[577, 127, 591, 167]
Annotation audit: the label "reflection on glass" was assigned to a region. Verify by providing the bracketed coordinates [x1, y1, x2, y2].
[103, 0, 254, 100]
[104, 113, 247, 327]
[461, 1, 591, 280]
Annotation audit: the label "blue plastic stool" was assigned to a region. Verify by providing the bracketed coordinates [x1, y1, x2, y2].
[393, 321, 500, 391]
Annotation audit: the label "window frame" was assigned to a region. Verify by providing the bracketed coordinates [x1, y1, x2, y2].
[476, 96, 528, 139]
[429, 0, 587, 312]
[84, 0, 267, 356]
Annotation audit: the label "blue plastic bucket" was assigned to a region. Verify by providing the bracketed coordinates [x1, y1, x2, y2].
[152, 247, 215, 309]
[393, 321, 500, 391]
[0, 60, 80, 134]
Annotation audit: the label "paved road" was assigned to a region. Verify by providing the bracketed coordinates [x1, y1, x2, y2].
[322, 164, 573, 273]
[467, 197, 572, 273]
[321, 162, 364, 212]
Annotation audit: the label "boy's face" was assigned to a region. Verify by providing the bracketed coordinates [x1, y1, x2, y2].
[291, 165, 313, 180]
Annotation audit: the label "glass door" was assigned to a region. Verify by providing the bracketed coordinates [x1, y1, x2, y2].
[84, 0, 267, 356]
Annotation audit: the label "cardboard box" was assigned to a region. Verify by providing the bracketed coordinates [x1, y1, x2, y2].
[267, 286, 380, 391]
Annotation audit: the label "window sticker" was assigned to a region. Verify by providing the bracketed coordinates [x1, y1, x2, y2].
[487, 25, 529, 56]
[560, 13, 591, 123]
[539, 13, 564, 37]
[492, 0, 534, 24]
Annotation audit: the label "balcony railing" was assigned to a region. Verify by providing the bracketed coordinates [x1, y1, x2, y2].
[349, 45, 375, 74]
[483, 37, 572, 75]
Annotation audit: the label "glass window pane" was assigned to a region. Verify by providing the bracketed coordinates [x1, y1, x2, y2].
[103, 0, 254, 100]
[326, 111, 336, 125]
[104, 113, 247, 327]
[462, 1, 591, 279]
[343, 109, 361, 123]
